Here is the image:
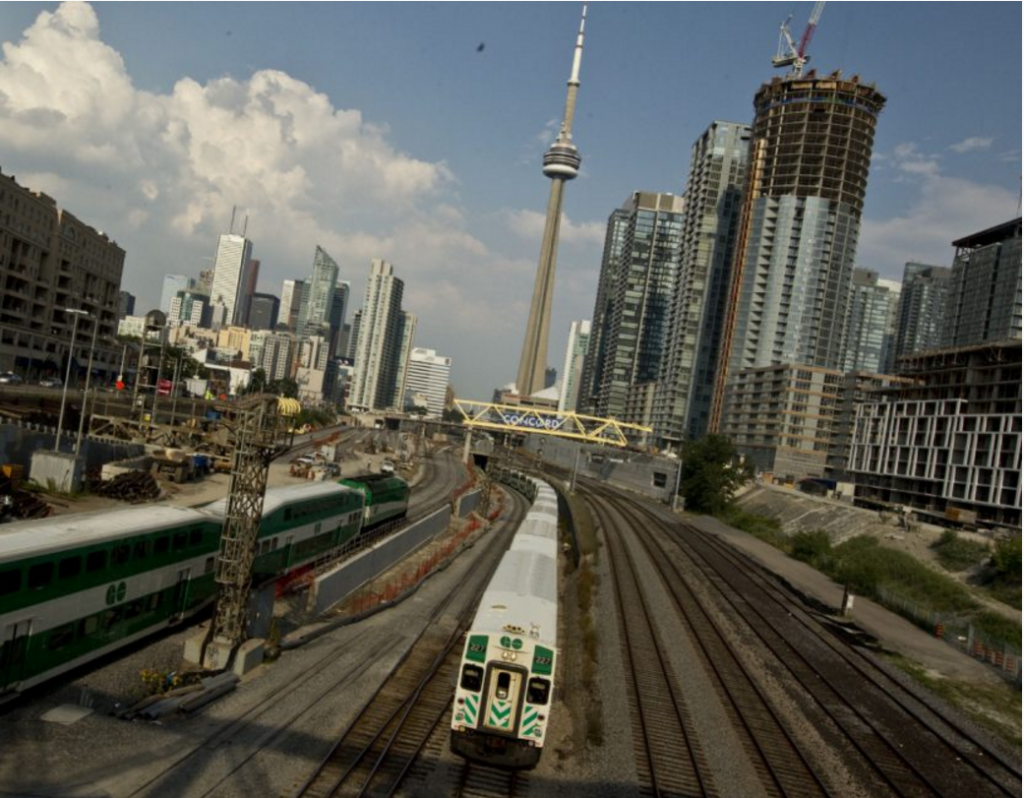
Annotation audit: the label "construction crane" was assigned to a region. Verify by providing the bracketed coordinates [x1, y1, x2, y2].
[772, 1, 826, 77]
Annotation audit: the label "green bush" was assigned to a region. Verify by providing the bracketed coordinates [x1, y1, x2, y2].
[932, 529, 990, 572]
[719, 508, 790, 551]
[791, 530, 832, 566]
[992, 536, 1022, 577]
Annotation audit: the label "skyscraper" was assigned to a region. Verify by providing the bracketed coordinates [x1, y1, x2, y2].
[236, 258, 260, 327]
[280, 279, 305, 332]
[891, 262, 951, 366]
[404, 348, 452, 417]
[210, 233, 254, 328]
[296, 246, 340, 338]
[329, 281, 351, 358]
[711, 72, 886, 431]
[557, 319, 591, 413]
[944, 218, 1022, 348]
[248, 292, 280, 331]
[160, 275, 193, 316]
[516, 7, 587, 397]
[654, 121, 751, 444]
[841, 269, 901, 374]
[350, 259, 410, 411]
[593, 191, 685, 426]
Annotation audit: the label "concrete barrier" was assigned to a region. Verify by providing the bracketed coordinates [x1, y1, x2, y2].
[456, 489, 482, 518]
[311, 507, 451, 615]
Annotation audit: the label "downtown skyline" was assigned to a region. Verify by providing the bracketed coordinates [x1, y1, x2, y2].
[0, 2, 1018, 398]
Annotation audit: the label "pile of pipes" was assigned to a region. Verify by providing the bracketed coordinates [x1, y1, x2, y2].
[90, 471, 161, 502]
[117, 672, 240, 720]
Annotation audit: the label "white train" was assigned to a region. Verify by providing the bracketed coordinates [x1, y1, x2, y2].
[450, 477, 559, 769]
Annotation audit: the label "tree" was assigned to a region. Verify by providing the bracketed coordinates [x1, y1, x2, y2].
[677, 434, 750, 515]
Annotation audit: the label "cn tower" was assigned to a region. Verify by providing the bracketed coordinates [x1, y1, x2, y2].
[515, 5, 587, 397]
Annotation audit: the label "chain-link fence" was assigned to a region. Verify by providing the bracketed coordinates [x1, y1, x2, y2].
[877, 585, 1021, 680]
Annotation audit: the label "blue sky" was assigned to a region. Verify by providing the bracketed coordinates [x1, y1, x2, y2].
[0, 3, 1019, 398]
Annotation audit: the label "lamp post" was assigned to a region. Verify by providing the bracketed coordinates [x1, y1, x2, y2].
[55, 309, 88, 452]
[74, 319, 101, 455]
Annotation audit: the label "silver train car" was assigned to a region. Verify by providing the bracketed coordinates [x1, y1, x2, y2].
[450, 478, 559, 769]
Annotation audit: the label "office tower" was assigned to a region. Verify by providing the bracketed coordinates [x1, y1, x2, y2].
[404, 348, 452, 417]
[654, 121, 752, 445]
[296, 334, 333, 404]
[711, 72, 887, 430]
[280, 279, 305, 332]
[944, 218, 1022, 348]
[594, 191, 685, 426]
[168, 290, 210, 329]
[249, 292, 280, 331]
[0, 167, 125, 382]
[544, 367, 557, 390]
[891, 262, 951, 366]
[160, 275, 192, 315]
[557, 320, 591, 413]
[248, 330, 295, 382]
[118, 291, 136, 320]
[841, 269, 901, 373]
[329, 281, 351, 357]
[297, 246, 340, 338]
[350, 259, 409, 411]
[577, 206, 631, 414]
[393, 312, 418, 410]
[346, 310, 362, 362]
[516, 8, 588, 397]
[210, 233, 254, 328]
[236, 258, 260, 327]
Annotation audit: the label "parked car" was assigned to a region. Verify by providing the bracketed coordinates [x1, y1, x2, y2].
[0, 372, 23, 385]
[38, 376, 62, 389]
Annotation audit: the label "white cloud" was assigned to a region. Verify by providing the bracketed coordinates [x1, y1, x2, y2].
[504, 208, 605, 246]
[949, 136, 994, 154]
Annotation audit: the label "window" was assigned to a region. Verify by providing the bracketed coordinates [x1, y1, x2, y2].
[86, 550, 106, 573]
[189, 529, 203, 547]
[133, 541, 148, 561]
[205, 557, 215, 574]
[58, 556, 82, 580]
[0, 568, 21, 596]
[111, 544, 130, 566]
[47, 623, 75, 651]
[28, 562, 54, 590]
[460, 664, 483, 692]
[155, 537, 170, 555]
[79, 616, 99, 637]
[173, 533, 187, 551]
[527, 678, 551, 705]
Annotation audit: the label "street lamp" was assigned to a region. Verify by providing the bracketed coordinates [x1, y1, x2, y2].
[55, 309, 89, 452]
[74, 320, 101, 455]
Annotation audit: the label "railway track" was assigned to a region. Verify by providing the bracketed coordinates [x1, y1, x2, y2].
[597, 488, 1021, 798]
[291, 488, 529, 798]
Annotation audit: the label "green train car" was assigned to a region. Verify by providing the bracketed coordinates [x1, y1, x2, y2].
[0, 481, 364, 697]
[339, 474, 411, 529]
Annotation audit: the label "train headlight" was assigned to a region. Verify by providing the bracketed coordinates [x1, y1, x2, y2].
[455, 712, 464, 721]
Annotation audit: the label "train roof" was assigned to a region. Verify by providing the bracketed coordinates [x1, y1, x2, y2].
[202, 480, 359, 518]
[472, 549, 557, 647]
[0, 505, 210, 562]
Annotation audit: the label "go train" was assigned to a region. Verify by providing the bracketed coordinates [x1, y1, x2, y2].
[0, 474, 409, 697]
[450, 476, 559, 769]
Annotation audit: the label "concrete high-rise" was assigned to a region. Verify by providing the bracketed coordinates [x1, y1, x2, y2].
[210, 233, 254, 328]
[593, 191, 685, 426]
[841, 269, 901, 374]
[944, 218, 1022, 348]
[557, 320, 591, 413]
[404, 348, 452, 417]
[654, 121, 751, 445]
[161, 275, 192, 316]
[297, 246, 340, 338]
[891, 262, 950, 366]
[351, 259, 410, 412]
[516, 7, 587, 397]
[280, 279, 305, 332]
[711, 72, 886, 431]
[329, 281, 351, 358]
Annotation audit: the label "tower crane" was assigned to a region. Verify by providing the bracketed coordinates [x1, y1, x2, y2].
[772, 1, 826, 77]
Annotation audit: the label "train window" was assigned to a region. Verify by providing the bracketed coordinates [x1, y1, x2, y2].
[0, 568, 20, 596]
[189, 529, 203, 547]
[205, 557, 215, 574]
[124, 600, 145, 620]
[155, 537, 170, 555]
[527, 678, 551, 705]
[28, 562, 53, 590]
[172, 532, 187, 551]
[284, 509, 292, 521]
[111, 544, 130, 566]
[103, 607, 123, 630]
[86, 550, 106, 572]
[133, 541, 148, 561]
[460, 664, 483, 692]
[79, 616, 98, 637]
[58, 556, 82, 580]
[495, 671, 511, 699]
[148, 594, 162, 611]
[47, 623, 75, 651]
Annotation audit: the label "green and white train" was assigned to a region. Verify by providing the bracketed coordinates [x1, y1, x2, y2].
[0, 477, 401, 697]
[450, 477, 559, 769]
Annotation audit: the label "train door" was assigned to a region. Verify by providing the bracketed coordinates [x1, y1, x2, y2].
[0, 619, 32, 692]
[481, 665, 526, 736]
[171, 567, 192, 621]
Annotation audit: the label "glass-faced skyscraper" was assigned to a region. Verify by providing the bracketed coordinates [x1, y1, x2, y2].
[210, 233, 254, 328]
[297, 245, 340, 339]
[711, 72, 886, 431]
[841, 269, 901, 374]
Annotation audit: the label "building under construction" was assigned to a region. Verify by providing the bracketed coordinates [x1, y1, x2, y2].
[711, 71, 886, 430]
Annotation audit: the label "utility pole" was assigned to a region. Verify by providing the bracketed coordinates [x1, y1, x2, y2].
[55, 309, 88, 452]
[570, 444, 582, 494]
[74, 322, 100, 455]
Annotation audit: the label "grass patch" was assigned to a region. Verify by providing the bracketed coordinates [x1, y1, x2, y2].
[718, 508, 790, 551]
[932, 530, 991, 572]
[574, 555, 603, 746]
[886, 654, 1022, 748]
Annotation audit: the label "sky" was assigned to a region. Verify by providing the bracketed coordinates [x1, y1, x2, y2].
[0, 2, 1019, 399]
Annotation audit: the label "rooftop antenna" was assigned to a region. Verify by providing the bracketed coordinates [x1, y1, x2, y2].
[242, 214, 249, 238]
[229, 205, 237, 235]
